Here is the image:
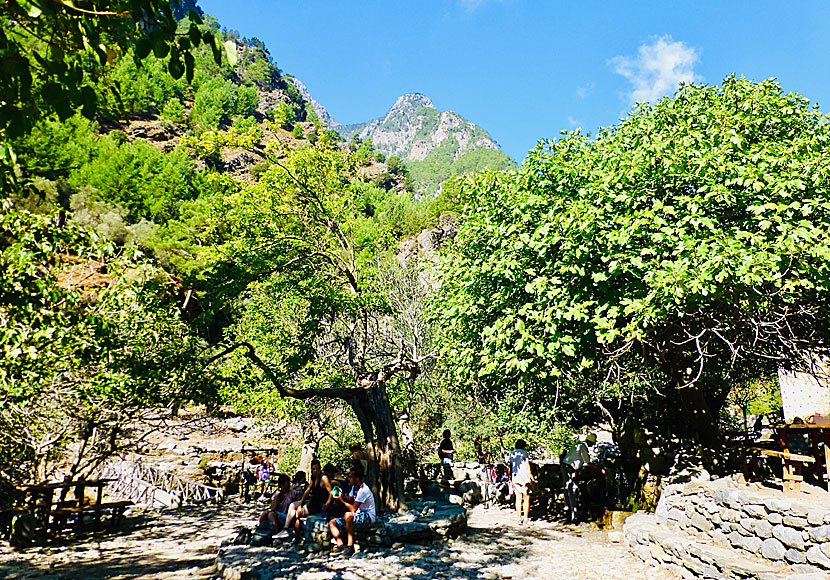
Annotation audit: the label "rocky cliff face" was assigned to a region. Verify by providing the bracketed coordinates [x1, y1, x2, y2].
[337, 94, 515, 196]
[337, 94, 502, 162]
[288, 77, 340, 128]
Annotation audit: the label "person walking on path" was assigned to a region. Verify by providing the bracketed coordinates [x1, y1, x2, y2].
[561, 432, 599, 523]
[508, 439, 535, 524]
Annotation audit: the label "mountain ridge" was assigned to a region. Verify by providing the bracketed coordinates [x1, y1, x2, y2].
[333, 93, 515, 195]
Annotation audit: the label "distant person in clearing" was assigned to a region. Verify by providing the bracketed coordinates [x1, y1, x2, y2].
[349, 442, 369, 475]
[508, 439, 535, 524]
[439, 429, 456, 464]
[259, 473, 298, 531]
[328, 465, 376, 557]
[255, 456, 272, 501]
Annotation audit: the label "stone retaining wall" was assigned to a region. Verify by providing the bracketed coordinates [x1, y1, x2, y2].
[624, 512, 826, 580]
[654, 478, 830, 573]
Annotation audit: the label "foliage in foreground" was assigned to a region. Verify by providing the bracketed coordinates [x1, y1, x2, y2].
[0, 209, 217, 488]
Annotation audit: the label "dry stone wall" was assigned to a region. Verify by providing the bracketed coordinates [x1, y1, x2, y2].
[625, 475, 830, 578]
[655, 480, 830, 571]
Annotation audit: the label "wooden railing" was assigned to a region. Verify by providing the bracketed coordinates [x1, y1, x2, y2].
[100, 458, 224, 508]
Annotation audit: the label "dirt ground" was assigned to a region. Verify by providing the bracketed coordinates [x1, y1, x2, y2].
[0, 500, 678, 580]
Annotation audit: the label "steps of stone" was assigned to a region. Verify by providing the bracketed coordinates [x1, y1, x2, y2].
[624, 513, 827, 580]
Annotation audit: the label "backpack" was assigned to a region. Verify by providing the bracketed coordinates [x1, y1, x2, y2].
[250, 520, 274, 546]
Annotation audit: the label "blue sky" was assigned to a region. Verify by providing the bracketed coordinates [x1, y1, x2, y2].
[197, 1, 830, 162]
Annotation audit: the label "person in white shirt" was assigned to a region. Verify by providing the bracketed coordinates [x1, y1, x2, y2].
[561, 432, 598, 523]
[328, 465, 376, 556]
[508, 439, 535, 524]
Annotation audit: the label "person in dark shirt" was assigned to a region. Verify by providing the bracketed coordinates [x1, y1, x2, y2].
[439, 429, 456, 464]
[282, 459, 332, 542]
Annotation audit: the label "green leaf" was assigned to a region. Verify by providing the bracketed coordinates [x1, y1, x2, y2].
[79, 85, 97, 120]
[223, 40, 238, 66]
[168, 56, 184, 80]
[153, 40, 170, 59]
[135, 38, 152, 60]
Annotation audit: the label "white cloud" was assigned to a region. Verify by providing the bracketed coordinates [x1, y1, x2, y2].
[610, 35, 701, 104]
[575, 83, 595, 100]
[567, 116, 582, 129]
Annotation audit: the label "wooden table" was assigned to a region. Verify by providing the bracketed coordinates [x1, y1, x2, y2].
[775, 423, 830, 490]
[15, 479, 117, 536]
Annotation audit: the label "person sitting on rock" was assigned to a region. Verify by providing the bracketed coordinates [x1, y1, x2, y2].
[282, 459, 332, 542]
[292, 470, 308, 494]
[323, 463, 347, 521]
[328, 465, 376, 556]
[259, 473, 298, 531]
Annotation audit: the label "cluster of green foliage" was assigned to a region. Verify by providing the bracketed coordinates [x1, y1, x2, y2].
[0, 209, 218, 486]
[435, 77, 830, 444]
[408, 145, 515, 196]
[0, 0, 225, 195]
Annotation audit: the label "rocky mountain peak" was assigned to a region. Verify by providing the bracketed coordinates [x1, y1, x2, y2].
[288, 77, 339, 128]
[390, 93, 435, 113]
[337, 94, 503, 163]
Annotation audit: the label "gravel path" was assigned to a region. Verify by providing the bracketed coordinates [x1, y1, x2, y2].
[0, 501, 679, 579]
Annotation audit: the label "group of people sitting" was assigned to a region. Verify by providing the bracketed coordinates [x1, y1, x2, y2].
[255, 443, 375, 556]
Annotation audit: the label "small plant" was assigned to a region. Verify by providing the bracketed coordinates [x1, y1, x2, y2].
[161, 99, 187, 124]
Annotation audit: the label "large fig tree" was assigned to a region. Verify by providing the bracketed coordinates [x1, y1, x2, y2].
[438, 76, 830, 446]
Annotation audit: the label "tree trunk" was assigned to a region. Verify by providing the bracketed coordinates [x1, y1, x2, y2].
[348, 381, 406, 513]
[658, 349, 724, 448]
[297, 426, 320, 478]
[677, 381, 723, 447]
[220, 342, 412, 513]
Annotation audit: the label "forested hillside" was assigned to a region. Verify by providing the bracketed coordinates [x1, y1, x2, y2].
[0, 1, 522, 504]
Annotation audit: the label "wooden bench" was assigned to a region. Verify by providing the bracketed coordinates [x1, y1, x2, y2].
[49, 500, 134, 534]
[745, 447, 816, 491]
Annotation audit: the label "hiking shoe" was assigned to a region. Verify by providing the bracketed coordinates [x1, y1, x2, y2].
[331, 544, 354, 557]
[274, 529, 291, 539]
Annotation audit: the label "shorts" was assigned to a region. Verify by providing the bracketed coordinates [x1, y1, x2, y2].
[276, 511, 287, 529]
[514, 482, 530, 495]
[333, 511, 374, 531]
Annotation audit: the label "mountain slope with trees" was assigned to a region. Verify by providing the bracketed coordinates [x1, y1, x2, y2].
[337, 94, 516, 195]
